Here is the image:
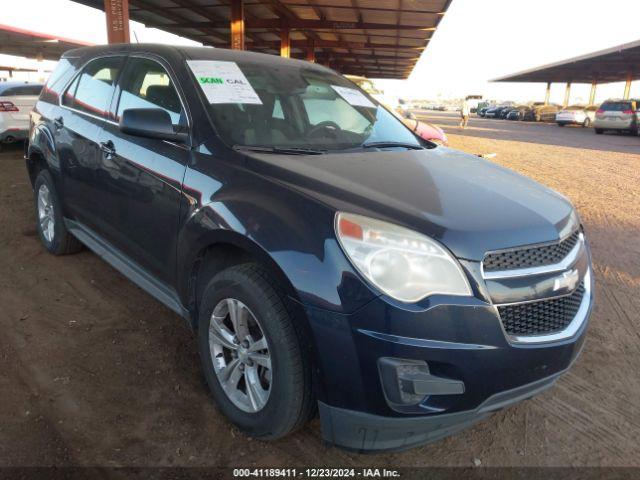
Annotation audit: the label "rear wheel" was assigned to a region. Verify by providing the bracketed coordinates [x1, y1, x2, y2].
[557, 122, 565, 127]
[34, 170, 82, 255]
[595, 128, 603, 134]
[582, 118, 591, 127]
[198, 263, 314, 439]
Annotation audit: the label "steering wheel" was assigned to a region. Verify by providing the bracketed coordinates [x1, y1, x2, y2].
[307, 120, 341, 139]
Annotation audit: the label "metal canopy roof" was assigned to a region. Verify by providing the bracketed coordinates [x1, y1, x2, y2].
[0, 24, 93, 61]
[72, 0, 452, 79]
[493, 39, 640, 84]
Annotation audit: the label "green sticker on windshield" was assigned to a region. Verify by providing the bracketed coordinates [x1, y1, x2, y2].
[199, 76, 224, 85]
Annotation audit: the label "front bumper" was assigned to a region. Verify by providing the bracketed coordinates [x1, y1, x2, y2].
[319, 367, 572, 452]
[305, 238, 593, 452]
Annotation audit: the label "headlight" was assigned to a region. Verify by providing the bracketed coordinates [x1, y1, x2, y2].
[335, 212, 472, 303]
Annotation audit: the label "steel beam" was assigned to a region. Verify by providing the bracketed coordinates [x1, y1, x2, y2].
[544, 82, 551, 105]
[589, 80, 597, 105]
[104, 0, 130, 44]
[623, 71, 632, 99]
[230, 0, 245, 50]
[280, 27, 291, 57]
[563, 82, 571, 107]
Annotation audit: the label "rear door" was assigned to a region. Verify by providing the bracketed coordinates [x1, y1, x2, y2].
[96, 55, 191, 285]
[56, 55, 125, 231]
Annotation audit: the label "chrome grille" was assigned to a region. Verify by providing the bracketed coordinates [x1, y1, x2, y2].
[483, 230, 580, 272]
[497, 283, 585, 336]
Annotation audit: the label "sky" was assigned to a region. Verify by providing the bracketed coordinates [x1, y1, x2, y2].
[1, 0, 639, 104]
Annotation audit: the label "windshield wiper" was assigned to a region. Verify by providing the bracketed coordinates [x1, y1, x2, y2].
[233, 145, 326, 155]
[361, 141, 424, 150]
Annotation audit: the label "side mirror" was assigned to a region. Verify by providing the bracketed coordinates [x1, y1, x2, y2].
[119, 108, 188, 143]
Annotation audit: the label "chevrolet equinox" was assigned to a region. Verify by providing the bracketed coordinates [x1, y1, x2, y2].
[26, 44, 593, 452]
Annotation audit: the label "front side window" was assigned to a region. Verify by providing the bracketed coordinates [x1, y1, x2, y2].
[193, 61, 421, 152]
[63, 56, 123, 119]
[116, 58, 185, 128]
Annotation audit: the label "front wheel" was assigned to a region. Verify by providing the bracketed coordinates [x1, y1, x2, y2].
[595, 128, 603, 134]
[198, 263, 314, 439]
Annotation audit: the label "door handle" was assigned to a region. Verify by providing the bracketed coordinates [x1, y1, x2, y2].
[53, 116, 64, 130]
[99, 140, 116, 157]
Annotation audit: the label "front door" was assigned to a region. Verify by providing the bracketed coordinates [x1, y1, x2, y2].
[96, 55, 191, 285]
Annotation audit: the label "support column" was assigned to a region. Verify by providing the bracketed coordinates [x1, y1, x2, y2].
[8, 69, 13, 78]
[230, 0, 245, 50]
[306, 40, 315, 63]
[623, 71, 632, 99]
[280, 27, 291, 58]
[544, 82, 551, 105]
[104, 0, 130, 44]
[563, 82, 571, 107]
[589, 80, 597, 105]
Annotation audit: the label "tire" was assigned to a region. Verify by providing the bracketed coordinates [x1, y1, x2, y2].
[583, 118, 591, 127]
[198, 263, 314, 439]
[34, 170, 83, 255]
[595, 129, 603, 134]
[557, 122, 565, 127]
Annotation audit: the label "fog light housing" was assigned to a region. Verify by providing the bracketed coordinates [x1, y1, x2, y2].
[378, 358, 465, 412]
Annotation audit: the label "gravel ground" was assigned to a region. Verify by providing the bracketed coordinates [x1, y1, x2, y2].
[0, 114, 638, 469]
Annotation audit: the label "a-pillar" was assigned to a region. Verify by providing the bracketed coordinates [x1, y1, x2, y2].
[104, 0, 130, 44]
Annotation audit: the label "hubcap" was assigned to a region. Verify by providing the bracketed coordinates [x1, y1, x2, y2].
[208, 298, 272, 413]
[37, 184, 55, 243]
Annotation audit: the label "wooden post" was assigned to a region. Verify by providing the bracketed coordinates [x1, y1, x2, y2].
[623, 71, 632, 99]
[544, 82, 551, 105]
[104, 0, 130, 44]
[280, 27, 291, 58]
[230, 0, 245, 50]
[306, 40, 315, 62]
[589, 81, 597, 105]
[563, 82, 571, 107]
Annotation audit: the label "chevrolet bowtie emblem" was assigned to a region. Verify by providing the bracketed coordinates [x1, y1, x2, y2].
[553, 269, 580, 292]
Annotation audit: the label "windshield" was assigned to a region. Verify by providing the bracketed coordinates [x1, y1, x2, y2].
[194, 61, 421, 152]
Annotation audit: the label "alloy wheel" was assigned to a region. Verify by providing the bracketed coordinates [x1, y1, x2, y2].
[37, 184, 55, 243]
[208, 298, 272, 413]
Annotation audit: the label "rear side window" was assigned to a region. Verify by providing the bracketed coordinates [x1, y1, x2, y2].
[41, 58, 76, 103]
[116, 57, 186, 128]
[63, 56, 124, 119]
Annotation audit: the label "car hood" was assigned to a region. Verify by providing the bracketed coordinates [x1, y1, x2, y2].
[244, 147, 578, 261]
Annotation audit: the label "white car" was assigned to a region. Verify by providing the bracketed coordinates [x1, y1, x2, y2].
[0, 82, 43, 144]
[555, 105, 597, 127]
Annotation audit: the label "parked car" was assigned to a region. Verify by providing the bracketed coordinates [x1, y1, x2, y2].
[26, 44, 593, 453]
[484, 105, 507, 118]
[401, 117, 448, 146]
[506, 105, 531, 121]
[593, 99, 639, 134]
[556, 105, 597, 127]
[531, 103, 561, 122]
[0, 81, 43, 144]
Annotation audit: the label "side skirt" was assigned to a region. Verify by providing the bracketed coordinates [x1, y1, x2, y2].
[64, 218, 191, 322]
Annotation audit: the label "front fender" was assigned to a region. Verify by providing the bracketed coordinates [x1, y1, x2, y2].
[176, 161, 376, 316]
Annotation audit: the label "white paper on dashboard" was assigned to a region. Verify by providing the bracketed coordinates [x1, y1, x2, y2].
[331, 86, 376, 108]
[187, 60, 262, 105]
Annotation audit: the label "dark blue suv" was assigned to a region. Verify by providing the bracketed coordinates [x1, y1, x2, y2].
[26, 44, 593, 452]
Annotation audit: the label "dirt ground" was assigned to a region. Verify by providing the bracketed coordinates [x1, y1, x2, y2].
[1, 113, 639, 469]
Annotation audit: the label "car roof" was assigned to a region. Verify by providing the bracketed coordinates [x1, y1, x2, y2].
[64, 43, 332, 74]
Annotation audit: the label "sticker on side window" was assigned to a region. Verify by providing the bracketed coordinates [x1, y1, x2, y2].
[331, 86, 376, 108]
[187, 60, 262, 105]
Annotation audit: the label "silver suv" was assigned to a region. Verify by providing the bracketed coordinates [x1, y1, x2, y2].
[593, 99, 639, 135]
